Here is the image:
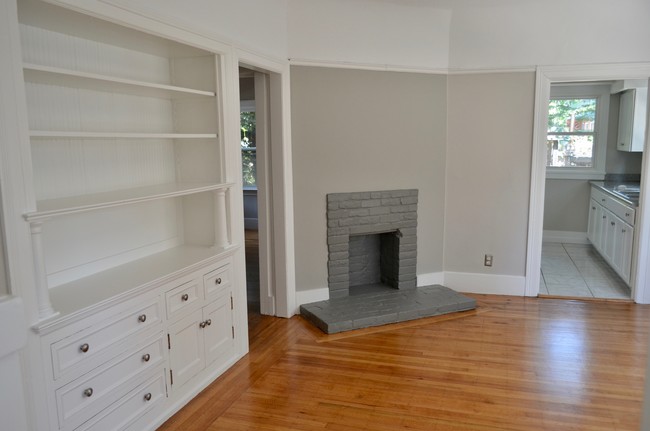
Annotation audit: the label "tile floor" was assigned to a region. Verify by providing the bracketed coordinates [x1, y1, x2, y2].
[540, 243, 631, 299]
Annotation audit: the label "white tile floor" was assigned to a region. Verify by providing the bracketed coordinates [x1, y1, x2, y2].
[539, 243, 631, 299]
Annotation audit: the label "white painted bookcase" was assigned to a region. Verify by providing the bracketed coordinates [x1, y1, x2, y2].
[13, 0, 247, 429]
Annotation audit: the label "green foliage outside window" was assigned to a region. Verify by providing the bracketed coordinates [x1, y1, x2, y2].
[241, 112, 256, 187]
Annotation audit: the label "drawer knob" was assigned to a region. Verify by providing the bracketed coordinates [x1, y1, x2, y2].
[215, 277, 222, 285]
[142, 353, 151, 362]
[626, 213, 631, 217]
[83, 388, 93, 397]
[80, 343, 90, 353]
[602, 198, 606, 202]
[602, 215, 607, 219]
[611, 221, 615, 226]
[206, 319, 212, 326]
[181, 293, 189, 301]
[199, 321, 207, 328]
[144, 393, 152, 402]
[138, 314, 147, 323]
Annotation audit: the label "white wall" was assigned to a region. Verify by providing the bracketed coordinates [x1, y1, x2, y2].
[449, 0, 650, 70]
[101, 0, 288, 59]
[287, 0, 451, 71]
[445, 72, 535, 276]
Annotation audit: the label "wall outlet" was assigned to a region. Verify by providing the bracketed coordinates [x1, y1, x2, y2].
[484, 254, 493, 267]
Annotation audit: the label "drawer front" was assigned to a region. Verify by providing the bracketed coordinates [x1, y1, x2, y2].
[203, 259, 232, 300]
[51, 299, 162, 381]
[608, 198, 635, 226]
[74, 372, 166, 431]
[591, 187, 609, 207]
[165, 278, 203, 321]
[56, 335, 164, 430]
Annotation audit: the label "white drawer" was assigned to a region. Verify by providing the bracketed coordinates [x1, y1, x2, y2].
[51, 299, 162, 381]
[203, 259, 232, 300]
[56, 335, 164, 430]
[74, 372, 166, 431]
[165, 278, 203, 321]
[608, 197, 636, 226]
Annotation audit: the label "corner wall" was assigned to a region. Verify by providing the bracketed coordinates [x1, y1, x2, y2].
[290, 66, 447, 294]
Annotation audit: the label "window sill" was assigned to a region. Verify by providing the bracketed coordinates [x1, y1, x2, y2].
[546, 170, 605, 181]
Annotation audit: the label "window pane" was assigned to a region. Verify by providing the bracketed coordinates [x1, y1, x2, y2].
[241, 111, 256, 187]
[547, 134, 594, 167]
[548, 98, 597, 133]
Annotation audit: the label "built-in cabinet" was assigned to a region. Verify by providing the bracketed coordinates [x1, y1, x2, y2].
[14, 1, 246, 430]
[587, 186, 636, 284]
[613, 82, 647, 153]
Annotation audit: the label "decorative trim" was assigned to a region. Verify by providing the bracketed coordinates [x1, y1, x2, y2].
[417, 272, 444, 286]
[447, 66, 536, 75]
[295, 287, 329, 314]
[445, 272, 526, 296]
[288, 58, 448, 75]
[542, 230, 590, 245]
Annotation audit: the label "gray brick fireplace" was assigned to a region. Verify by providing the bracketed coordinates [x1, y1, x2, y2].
[326, 189, 418, 298]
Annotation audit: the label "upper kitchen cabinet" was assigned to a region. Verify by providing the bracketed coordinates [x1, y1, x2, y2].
[613, 80, 647, 152]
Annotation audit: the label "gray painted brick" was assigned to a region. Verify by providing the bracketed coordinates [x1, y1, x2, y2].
[328, 227, 349, 236]
[327, 219, 339, 228]
[403, 212, 418, 220]
[327, 194, 347, 202]
[391, 190, 412, 198]
[400, 258, 417, 267]
[328, 244, 349, 252]
[350, 192, 371, 200]
[381, 198, 400, 206]
[327, 235, 348, 245]
[328, 266, 348, 276]
[371, 192, 382, 199]
[400, 228, 417, 236]
[359, 216, 381, 225]
[327, 209, 349, 220]
[400, 235, 417, 245]
[349, 208, 370, 217]
[380, 214, 402, 223]
[327, 202, 339, 211]
[339, 217, 360, 227]
[398, 251, 417, 260]
[361, 199, 381, 208]
[368, 207, 390, 216]
[391, 205, 416, 213]
[339, 200, 362, 209]
[401, 196, 418, 205]
[329, 251, 349, 261]
[328, 274, 349, 283]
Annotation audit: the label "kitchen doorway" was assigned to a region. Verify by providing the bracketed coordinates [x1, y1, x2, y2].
[539, 80, 645, 300]
[526, 64, 650, 304]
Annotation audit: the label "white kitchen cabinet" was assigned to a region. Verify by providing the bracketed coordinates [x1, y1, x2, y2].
[587, 186, 636, 284]
[617, 88, 647, 152]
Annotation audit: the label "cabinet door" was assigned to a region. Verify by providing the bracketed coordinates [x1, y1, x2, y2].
[617, 90, 634, 151]
[587, 200, 599, 246]
[603, 211, 617, 263]
[168, 310, 205, 389]
[618, 224, 634, 284]
[202, 291, 234, 367]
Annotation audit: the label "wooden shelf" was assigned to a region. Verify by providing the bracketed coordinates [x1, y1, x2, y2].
[40, 244, 235, 326]
[25, 182, 233, 221]
[30, 131, 217, 139]
[23, 63, 216, 99]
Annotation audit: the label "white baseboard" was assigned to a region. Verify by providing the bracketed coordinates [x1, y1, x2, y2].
[444, 272, 526, 296]
[543, 230, 589, 244]
[295, 287, 329, 314]
[417, 272, 444, 286]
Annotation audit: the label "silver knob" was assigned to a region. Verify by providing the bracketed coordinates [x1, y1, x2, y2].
[611, 221, 615, 226]
[602, 198, 606, 202]
[83, 388, 93, 397]
[142, 353, 151, 362]
[205, 319, 212, 326]
[215, 278, 222, 285]
[602, 215, 607, 219]
[144, 393, 152, 401]
[622, 229, 627, 233]
[181, 293, 189, 301]
[592, 206, 596, 210]
[626, 213, 630, 217]
[199, 321, 206, 328]
[138, 314, 147, 323]
[80, 343, 89, 353]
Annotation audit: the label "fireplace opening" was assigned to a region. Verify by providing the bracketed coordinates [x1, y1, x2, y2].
[348, 231, 400, 293]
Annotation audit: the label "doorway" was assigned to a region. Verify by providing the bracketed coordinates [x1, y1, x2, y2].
[526, 64, 650, 304]
[539, 81, 645, 300]
[239, 67, 275, 321]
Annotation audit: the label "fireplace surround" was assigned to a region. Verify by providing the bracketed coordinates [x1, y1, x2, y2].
[326, 189, 418, 298]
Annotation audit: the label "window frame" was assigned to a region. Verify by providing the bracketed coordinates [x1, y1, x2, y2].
[546, 83, 610, 180]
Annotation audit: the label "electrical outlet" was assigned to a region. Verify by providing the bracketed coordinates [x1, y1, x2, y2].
[484, 254, 493, 267]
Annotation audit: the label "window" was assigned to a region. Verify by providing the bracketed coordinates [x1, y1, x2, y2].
[546, 84, 610, 180]
[241, 110, 256, 188]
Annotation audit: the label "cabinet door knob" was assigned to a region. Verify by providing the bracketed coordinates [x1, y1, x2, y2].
[83, 388, 93, 397]
[592, 206, 596, 210]
[80, 343, 90, 353]
[215, 278, 222, 285]
[138, 314, 147, 323]
[206, 319, 212, 326]
[622, 229, 627, 233]
[602, 215, 607, 219]
[611, 221, 615, 226]
[144, 393, 152, 401]
[625, 213, 630, 217]
[601, 198, 606, 202]
[142, 353, 151, 362]
[181, 293, 189, 301]
[199, 321, 206, 328]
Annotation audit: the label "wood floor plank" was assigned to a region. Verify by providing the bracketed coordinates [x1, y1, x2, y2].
[158, 295, 650, 430]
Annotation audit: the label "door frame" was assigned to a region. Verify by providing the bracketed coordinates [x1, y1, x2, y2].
[233, 49, 296, 317]
[525, 63, 650, 304]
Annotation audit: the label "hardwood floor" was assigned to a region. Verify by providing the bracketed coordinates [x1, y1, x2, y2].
[158, 295, 650, 430]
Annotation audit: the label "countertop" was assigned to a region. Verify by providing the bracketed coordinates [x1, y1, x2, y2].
[590, 181, 640, 207]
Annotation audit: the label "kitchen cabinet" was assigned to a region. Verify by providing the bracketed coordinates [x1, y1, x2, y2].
[617, 88, 647, 152]
[587, 186, 636, 284]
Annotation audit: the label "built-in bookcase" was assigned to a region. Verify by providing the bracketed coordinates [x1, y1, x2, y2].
[18, 0, 233, 319]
